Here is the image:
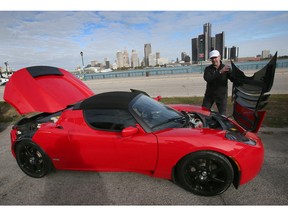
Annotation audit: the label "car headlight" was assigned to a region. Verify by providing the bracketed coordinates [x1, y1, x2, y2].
[225, 132, 256, 145]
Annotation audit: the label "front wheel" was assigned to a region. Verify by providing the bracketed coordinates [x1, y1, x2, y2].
[15, 140, 51, 178]
[176, 151, 234, 196]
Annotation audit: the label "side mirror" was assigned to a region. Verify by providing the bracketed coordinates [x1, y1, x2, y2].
[154, 95, 162, 101]
[122, 126, 139, 137]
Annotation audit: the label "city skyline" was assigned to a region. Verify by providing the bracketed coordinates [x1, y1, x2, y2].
[1, 10, 288, 71]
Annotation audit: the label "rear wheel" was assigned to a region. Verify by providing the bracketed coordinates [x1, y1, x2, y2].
[15, 140, 51, 178]
[176, 151, 234, 196]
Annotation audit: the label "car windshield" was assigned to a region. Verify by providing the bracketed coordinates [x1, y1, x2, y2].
[131, 95, 186, 131]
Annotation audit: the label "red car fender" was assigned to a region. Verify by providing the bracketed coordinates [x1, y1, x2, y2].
[10, 128, 18, 158]
[230, 132, 264, 185]
[152, 128, 242, 179]
[31, 110, 78, 168]
[31, 122, 71, 168]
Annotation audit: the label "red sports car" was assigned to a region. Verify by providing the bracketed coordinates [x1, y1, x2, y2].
[3, 54, 277, 196]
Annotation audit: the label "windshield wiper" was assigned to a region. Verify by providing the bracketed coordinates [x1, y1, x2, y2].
[151, 116, 186, 129]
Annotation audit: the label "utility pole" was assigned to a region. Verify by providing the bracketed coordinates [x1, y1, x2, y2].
[4, 61, 8, 72]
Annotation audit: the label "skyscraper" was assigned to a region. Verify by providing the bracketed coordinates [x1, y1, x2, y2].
[262, 50, 270, 58]
[181, 52, 190, 63]
[181, 52, 186, 61]
[198, 34, 205, 61]
[131, 49, 139, 68]
[191, 38, 198, 64]
[123, 50, 130, 67]
[148, 53, 156, 67]
[203, 23, 211, 40]
[215, 32, 225, 58]
[191, 23, 229, 63]
[203, 22, 212, 60]
[104, 58, 110, 69]
[144, 43, 152, 67]
[156, 52, 160, 59]
[230, 46, 239, 61]
[116, 51, 124, 68]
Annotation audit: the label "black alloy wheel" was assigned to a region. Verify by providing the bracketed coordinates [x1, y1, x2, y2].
[176, 151, 234, 196]
[15, 140, 51, 178]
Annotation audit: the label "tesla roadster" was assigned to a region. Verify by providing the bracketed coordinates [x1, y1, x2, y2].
[3, 54, 277, 196]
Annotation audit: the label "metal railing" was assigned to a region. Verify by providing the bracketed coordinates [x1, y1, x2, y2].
[78, 59, 288, 80]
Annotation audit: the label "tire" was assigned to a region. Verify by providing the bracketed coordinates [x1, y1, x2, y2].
[176, 151, 234, 196]
[15, 140, 51, 178]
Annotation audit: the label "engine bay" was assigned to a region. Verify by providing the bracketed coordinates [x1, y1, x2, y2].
[184, 111, 240, 132]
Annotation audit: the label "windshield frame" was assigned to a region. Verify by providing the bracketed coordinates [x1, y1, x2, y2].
[129, 94, 185, 132]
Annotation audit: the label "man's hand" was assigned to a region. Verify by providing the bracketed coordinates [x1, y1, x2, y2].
[220, 65, 231, 74]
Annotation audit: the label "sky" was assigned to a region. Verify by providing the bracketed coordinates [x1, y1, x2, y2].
[1, 0, 288, 71]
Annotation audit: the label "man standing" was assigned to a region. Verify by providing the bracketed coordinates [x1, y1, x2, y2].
[202, 50, 233, 115]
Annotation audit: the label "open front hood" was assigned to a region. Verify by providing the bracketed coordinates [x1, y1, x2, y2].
[4, 66, 94, 114]
[230, 52, 277, 133]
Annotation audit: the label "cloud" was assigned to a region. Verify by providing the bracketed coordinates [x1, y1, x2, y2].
[0, 11, 287, 71]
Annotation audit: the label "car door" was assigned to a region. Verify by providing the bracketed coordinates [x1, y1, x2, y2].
[68, 109, 158, 172]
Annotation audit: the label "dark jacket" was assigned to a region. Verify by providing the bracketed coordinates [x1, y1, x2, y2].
[203, 61, 233, 97]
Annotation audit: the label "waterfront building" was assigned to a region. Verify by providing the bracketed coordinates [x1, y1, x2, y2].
[211, 36, 216, 53]
[191, 23, 238, 64]
[223, 46, 228, 59]
[112, 61, 118, 70]
[104, 58, 110, 69]
[157, 57, 169, 66]
[203, 22, 212, 61]
[184, 55, 191, 63]
[131, 49, 139, 68]
[156, 52, 160, 60]
[90, 60, 98, 67]
[215, 32, 225, 58]
[144, 43, 152, 66]
[148, 53, 156, 67]
[123, 50, 130, 67]
[181, 52, 187, 61]
[191, 38, 198, 64]
[198, 34, 205, 61]
[116, 51, 124, 68]
[262, 50, 270, 59]
[181, 52, 191, 63]
[230, 46, 239, 61]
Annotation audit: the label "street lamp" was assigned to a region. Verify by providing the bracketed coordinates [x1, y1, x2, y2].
[4, 61, 8, 72]
[80, 51, 85, 74]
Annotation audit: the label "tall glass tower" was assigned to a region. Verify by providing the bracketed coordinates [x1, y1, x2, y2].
[191, 22, 228, 63]
[203, 22, 212, 61]
[144, 43, 152, 67]
[215, 32, 225, 58]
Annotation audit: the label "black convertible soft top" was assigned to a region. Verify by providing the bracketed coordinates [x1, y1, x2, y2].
[74, 91, 143, 110]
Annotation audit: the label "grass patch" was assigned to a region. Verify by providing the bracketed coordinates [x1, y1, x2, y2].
[1, 94, 288, 127]
[0, 101, 20, 122]
[161, 94, 288, 128]
[262, 94, 288, 127]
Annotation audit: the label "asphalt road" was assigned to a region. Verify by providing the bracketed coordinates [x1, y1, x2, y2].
[0, 124, 288, 205]
[0, 69, 288, 207]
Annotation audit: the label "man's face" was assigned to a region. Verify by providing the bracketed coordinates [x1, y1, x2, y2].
[210, 56, 221, 67]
